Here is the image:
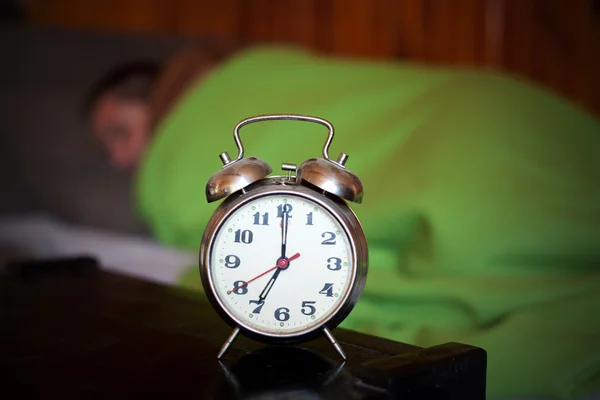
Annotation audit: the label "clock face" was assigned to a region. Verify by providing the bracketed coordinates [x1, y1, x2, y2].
[208, 193, 355, 337]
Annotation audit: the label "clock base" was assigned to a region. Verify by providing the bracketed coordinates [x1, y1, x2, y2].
[218, 325, 348, 360]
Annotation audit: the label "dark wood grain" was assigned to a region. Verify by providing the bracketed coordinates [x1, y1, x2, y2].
[502, 0, 600, 115]
[2, 257, 486, 399]
[23, 0, 600, 116]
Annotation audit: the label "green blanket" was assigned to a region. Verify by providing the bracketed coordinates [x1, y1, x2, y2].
[136, 46, 600, 399]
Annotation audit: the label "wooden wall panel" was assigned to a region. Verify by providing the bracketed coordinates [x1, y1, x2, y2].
[483, 0, 505, 66]
[175, 0, 241, 39]
[27, 0, 175, 32]
[503, 0, 600, 114]
[25, 0, 600, 116]
[328, 0, 400, 59]
[395, 0, 427, 60]
[420, 0, 486, 65]
[238, 0, 273, 42]
[268, 0, 317, 48]
[25, 0, 491, 62]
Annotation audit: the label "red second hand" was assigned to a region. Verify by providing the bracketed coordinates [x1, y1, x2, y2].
[286, 253, 301, 263]
[227, 252, 301, 295]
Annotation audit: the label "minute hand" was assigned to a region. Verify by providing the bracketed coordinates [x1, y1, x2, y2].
[281, 211, 289, 258]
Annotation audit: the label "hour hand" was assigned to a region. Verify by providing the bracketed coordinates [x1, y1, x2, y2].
[256, 253, 300, 303]
[258, 268, 282, 302]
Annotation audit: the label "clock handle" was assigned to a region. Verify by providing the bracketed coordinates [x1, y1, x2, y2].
[232, 114, 335, 162]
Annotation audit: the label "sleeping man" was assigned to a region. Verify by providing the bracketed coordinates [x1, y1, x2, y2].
[87, 44, 600, 399]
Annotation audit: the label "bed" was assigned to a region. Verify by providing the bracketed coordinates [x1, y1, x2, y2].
[0, 24, 204, 282]
[1, 5, 599, 399]
[2, 1, 599, 279]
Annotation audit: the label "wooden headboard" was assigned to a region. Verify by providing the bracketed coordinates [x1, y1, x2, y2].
[26, 0, 600, 116]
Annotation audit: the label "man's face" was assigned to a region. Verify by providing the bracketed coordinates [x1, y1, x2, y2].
[89, 91, 151, 170]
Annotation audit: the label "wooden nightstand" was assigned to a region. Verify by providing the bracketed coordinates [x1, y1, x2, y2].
[2, 256, 486, 399]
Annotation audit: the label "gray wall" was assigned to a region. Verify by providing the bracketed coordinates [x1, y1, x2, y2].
[0, 24, 206, 234]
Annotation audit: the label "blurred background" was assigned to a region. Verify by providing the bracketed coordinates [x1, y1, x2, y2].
[1, 0, 599, 281]
[18, 0, 600, 114]
[2, 4, 599, 399]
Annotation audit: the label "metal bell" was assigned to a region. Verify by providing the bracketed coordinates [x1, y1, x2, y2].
[206, 152, 272, 203]
[298, 152, 363, 203]
[206, 114, 363, 203]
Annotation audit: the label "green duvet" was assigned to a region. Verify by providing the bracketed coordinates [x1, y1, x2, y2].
[136, 46, 600, 399]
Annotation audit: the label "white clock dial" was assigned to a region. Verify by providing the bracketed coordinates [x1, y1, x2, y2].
[208, 193, 355, 336]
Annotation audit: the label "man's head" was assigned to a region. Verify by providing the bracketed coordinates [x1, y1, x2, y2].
[85, 61, 160, 169]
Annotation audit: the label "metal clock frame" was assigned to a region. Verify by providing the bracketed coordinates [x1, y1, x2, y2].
[199, 177, 368, 360]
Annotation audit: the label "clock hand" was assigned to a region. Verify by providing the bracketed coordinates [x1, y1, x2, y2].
[227, 253, 301, 295]
[252, 209, 290, 301]
[257, 252, 300, 302]
[227, 265, 278, 295]
[281, 210, 289, 258]
[257, 267, 283, 302]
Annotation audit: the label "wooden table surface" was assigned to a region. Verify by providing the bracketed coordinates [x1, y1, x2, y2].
[1, 256, 487, 399]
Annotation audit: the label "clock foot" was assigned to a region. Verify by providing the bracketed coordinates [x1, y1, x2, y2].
[323, 327, 347, 360]
[218, 327, 241, 359]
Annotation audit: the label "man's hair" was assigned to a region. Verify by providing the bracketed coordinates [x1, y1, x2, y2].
[84, 60, 161, 114]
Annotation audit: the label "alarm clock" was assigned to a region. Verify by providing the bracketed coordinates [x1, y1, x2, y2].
[199, 114, 368, 360]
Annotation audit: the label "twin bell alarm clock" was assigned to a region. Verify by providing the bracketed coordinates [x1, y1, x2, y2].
[199, 114, 368, 359]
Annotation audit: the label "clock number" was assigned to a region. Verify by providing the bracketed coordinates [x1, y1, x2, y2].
[249, 300, 264, 314]
[232, 280, 248, 295]
[301, 301, 316, 316]
[306, 212, 313, 225]
[327, 257, 342, 271]
[319, 283, 334, 297]
[234, 229, 253, 244]
[277, 204, 293, 218]
[321, 232, 336, 245]
[274, 307, 290, 322]
[253, 212, 269, 226]
[224, 255, 240, 269]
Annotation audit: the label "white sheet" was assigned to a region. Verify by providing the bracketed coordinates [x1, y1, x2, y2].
[0, 214, 196, 284]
